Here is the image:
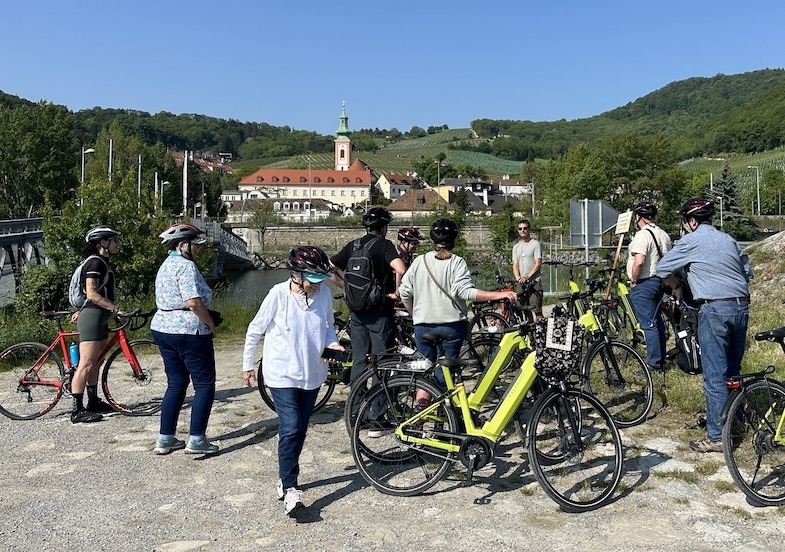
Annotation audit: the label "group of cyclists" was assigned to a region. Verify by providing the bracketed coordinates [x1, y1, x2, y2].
[70, 195, 751, 516]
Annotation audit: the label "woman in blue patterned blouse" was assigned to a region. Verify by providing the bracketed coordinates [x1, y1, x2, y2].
[150, 223, 219, 455]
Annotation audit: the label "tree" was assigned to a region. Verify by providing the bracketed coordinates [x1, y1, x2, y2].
[247, 201, 280, 254]
[712, 163, 756, 240]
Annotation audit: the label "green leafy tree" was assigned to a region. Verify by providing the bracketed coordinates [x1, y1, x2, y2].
[488, 201, 518, 254]
[247, 201, 280, 254]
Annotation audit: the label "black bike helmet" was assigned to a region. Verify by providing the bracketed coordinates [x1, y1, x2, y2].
[361, 207, 392, 229]
[679, 198, 715, 221]
[287, 246, 332, 282]
[159, 223, 208, 250]
[633, 201, 657, 218]
[397, 226, 424, 243]
[429, 218, 459, 245]
[85, 225, 119, 244]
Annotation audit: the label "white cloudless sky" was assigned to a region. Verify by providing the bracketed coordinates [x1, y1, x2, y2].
[2, 0, 783, 135]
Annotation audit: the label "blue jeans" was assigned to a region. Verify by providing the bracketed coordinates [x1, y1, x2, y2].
[630, 278, 666, 370]
[152, 331, 216, 438]
[349, 311, 396, 382]
[697, 300, 749, 441]
[269, 387, 320, 489]
[414, 322, 466, 384]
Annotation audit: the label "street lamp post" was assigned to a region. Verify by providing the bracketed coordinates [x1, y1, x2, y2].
[81, 147, 95, 184]
[748, 165, 761, 216]
[160, 180, 170, 210]
[307, 156, 312, 223]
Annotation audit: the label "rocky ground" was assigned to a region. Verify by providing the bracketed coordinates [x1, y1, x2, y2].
[0, 339, 783, 552]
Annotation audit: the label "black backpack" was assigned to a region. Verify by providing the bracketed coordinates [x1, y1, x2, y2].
[344, 236, 385, 311]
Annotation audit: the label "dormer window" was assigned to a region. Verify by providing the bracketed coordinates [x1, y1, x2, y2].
[283, 176, 290, 183]
[343, 177, 349, 183]
[356, 178, 362, 183]
[314, 177, 321, 183]
[300, 177, 307, 183]
[327, 177, 334, 183]
[272, 176, 279, 183]
[256, 176, 264, 183]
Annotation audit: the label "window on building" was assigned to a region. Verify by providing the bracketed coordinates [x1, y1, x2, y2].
[343, 177, 349, 183]
[351, 190, 356, 196]
[256, 176, 264, 183]
[304, 202, 310, 211]
[340, 149, 345, 159]
[331, 190, 335, 196]
[341, 190, 345, 196]
[321, 190, 326, 196]
[293, 202, 300, 211]
[314, 177, 321, 183]
[283, 176, 290, 183]
[293, 190, 298, 196]
[327, 177, 334, 183]
[300, 176, 307, 183]
[283, 202, 290, 210]
[356, 178, 362, 183]
[272, 177, 279, 183]
[360, 190, 366, 197]
[273, 202, 281, 211]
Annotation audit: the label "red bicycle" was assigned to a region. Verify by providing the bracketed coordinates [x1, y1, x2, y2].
[0, 308, 165, 420]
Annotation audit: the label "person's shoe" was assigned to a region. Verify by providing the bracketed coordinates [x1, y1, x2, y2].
[283, 488, 304, 517]
[184, 437, 219, 455]
[153, 436, 186, 455]
[367, 420, 396, 438]
[86, 398, 115, 414]
[70, 408, 103, 424]
[689, 437, 723, 453]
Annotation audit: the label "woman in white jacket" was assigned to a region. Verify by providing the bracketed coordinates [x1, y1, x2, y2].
[242, 246, 343, 517]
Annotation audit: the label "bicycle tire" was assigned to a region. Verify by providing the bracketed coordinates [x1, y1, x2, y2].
[256, 359, 336, 413]
[0, 342, 65, 420]
[343, 357, 415, 436]
[467, 311, 510, 343]
[528, 387, 623, 512]
[722, 379, 785, 506]
[102, 339, 166, 416]
[352, 375, 458, 496]
[583, 339, 653, 427]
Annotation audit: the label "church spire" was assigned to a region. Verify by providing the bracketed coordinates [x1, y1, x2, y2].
[336, 100, 349, 136]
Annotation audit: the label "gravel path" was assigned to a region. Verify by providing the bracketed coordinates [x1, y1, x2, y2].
[0, 340, 782, 552]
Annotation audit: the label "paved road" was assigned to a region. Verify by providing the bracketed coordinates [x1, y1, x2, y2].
[0, 340, 782, 551]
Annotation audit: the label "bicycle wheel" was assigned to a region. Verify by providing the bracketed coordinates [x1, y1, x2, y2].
[343, 357, 416, 436]
[102, 339, 166, 415]
[722, 379, 785, 506]
[528, 388, 623, 512]
[352, 375, 458, 496]
[256, 359, 336, 413]
[583, 340, 653, 427]
[467, 311, 509, 342]
[0, 343, 65, 420]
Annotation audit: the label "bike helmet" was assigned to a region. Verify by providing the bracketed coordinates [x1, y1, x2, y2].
[633, 201, 657, 218]
[361, 207, 392, 228]
[397, 226, 424, 243]
[429, 218, 459, 245]
[159, 223, 208, 249]
[85, 225, 119, 244]
[287, 246, 332, 282]
[679, 198, 715, 221]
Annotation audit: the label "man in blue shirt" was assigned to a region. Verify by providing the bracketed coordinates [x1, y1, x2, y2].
[656, 198, 753, 453]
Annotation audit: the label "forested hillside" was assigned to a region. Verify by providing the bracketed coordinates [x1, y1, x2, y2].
[471, 69, 785, 160]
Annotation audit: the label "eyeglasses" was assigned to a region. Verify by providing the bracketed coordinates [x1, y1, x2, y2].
[518, 227, 530, 231]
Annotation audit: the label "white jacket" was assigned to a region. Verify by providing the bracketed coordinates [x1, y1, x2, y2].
[242, 280, 338, 390]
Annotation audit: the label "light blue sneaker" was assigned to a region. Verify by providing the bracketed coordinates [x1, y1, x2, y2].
[153, 436, 186, 455]
[185, 437, 219, 455]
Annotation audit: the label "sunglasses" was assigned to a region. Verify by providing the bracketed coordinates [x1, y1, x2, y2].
[518, 227, 530, 231]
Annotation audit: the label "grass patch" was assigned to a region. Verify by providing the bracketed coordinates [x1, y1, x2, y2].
[733, 507, 753, 520]
[634, 483, 654, 492]
[695, 460, 722, 476]
[519, 486, 536, 496]
[674, 496, 689, 504]
[653, 469, 699, 484]
[713, 480, 738, 493]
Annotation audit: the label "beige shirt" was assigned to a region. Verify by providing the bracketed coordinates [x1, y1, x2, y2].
[626, 224, 672, 280]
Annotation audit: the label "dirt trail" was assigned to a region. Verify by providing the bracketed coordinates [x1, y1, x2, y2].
[0, 340, 781, 552]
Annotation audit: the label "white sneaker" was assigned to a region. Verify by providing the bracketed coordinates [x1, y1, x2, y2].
[276, 479, 285, 501]
[283, 488, 304, 517]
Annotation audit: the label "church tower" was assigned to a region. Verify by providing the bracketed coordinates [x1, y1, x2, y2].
[334, 101, 351, 171]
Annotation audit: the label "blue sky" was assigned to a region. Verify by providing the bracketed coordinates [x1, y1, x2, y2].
[2, 1, 783, 135]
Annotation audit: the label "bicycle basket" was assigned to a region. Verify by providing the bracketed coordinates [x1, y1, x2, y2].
[534, 315, 585, 383]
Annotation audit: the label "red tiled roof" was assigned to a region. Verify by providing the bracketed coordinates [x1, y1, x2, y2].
[239, 167, 371, 188]
[387, 188, 451, 211]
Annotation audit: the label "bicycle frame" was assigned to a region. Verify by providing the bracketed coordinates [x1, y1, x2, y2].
[396, 350, 539, 451]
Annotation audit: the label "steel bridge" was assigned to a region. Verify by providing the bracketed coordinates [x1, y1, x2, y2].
[0, 218, 254, 291]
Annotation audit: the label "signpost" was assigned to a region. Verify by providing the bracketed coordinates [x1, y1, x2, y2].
[605, 210, 633, 299]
